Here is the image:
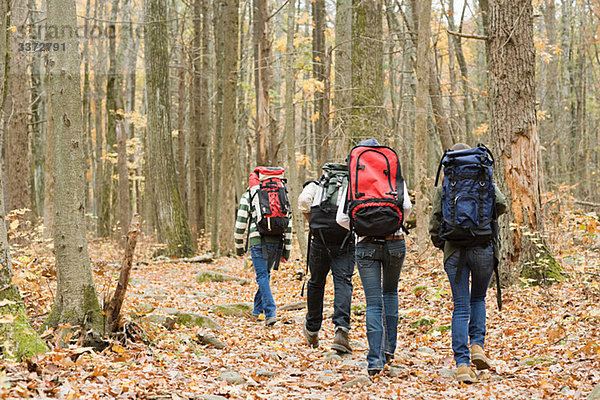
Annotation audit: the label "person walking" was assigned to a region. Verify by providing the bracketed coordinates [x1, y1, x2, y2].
[337, 138, 412, 376]
[235, 167, 293, 327]
[429, 143, 507, 383]
[298, 163, 354, 353]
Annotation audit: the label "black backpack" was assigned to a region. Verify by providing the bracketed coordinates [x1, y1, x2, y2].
[308, 163, 351, 245]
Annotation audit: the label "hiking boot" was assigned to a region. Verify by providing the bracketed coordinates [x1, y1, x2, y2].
[385, 352, 395, 365]
[331, 328, 352, 354]
[471, 344, 491, 370]
[367, 368, 382, 377]
[456, 366, 479, 384]
[265, 316, 277, 326]
[303, 324, 319, 348]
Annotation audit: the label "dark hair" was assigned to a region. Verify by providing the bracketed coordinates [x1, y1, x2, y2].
[450, 143, 471, 151]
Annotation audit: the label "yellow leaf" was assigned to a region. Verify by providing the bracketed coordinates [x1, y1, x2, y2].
[112, 344, 126, 354]
[0, 299, 17, 307]
[9, 220, 19, 230]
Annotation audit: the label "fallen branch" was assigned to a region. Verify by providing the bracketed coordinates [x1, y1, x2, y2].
[446, 29, 488, 41]
[141, 253, 214, 265]
[575, 199, 600, 208]
[105, 214, 142, 333]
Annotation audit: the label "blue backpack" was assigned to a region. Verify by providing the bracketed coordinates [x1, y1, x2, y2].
[434, 144, 496, 247]
[434, 144, 502, 310]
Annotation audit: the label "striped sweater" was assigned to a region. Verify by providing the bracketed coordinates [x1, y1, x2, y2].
[234, 188, 293, 259]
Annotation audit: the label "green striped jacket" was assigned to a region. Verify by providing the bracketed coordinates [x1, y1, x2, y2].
[234, 188, 292, 259]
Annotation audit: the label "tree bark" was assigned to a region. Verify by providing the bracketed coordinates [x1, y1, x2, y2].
[312, 0, 327, 166]
[29, 0, 46, 222]
[94, 0, 106, 237]
[413, 0, 432, 251]
[284, 0, 306, 257]
[117, 122, 130, 245]
[350, 0, 384, 143]
[45, 0, 104, 339]
[144, 0, 195, 257]
[333, 0, 352, 154]
[254, 0, 276, 165]
[0, 1, 48, 360]
[489, 0, 555, 283]
[5, 0, 31, 214]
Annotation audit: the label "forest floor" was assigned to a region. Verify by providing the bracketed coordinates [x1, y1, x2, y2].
[1, 207, 600, 399]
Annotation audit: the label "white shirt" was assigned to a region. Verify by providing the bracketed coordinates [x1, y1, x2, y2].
[336, 181, 412, 241]
[298, 181, 345, 213]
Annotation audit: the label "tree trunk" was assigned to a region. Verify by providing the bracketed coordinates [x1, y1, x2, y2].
[217, 0, 239, 253]
[101, 0, 121, 238]
[45, 0, 104, 339]
[29, 0, 46, 222]
[413, 0, 432, 251]
[333, 0, 352, 154]
[144, 0, 195, 257]
[489, 0, 556, 284]
[312, 0, 327, 166]
[350, 0, 384, 143]
[94, 0, 106, 237]
[254, 0, 275, 165]
[0, 2, 48, 360]
[5, 0, 31, 214]
[117, 122, 130, 245]
[284, 0, 306, 257]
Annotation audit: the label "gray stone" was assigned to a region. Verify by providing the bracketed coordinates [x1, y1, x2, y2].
[154, 307, 181, 315]
[389, 366, 407, 377]
[560, 386, 571, 395]
[197, 271, 248, 285]
[343, 375, 371, 388]
[241, 353, 261, 358]
[318, 375, 336, 384]
[210, 302, 253, 317]
[438, 368, 457, 379]
[589, 383, 600, 400]
[218, 370, 247, 385]
[256, 369, 277, 378]
[342, 359, 362, 368]
[196, 333, 227, 349]
[142, 313, 177, 330]
[177, 313, 222, 331]
[349, 340, 367, 350]
[416, 347, 435, 355]
[323, 351, 343, 362]
[202, 396, 228, 400]
[279, 301, 307, 311]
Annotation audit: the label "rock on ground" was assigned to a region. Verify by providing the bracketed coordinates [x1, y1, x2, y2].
[210, 302, 253, 317]
[218, 370, 247, 385]
[343, 375, 371, 388]
[196, 271, 248, 285]
[196, 333, 227, 349]
[589, 383, 600, 400]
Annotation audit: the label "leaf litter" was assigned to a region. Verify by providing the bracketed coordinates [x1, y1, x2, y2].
[0, 209, 599, 399]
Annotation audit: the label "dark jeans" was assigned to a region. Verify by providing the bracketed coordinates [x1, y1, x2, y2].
[305, 239, 355, 333]
[250, 242, 282, 319]
[444, 244, 494, 366]
[356, 239, 406, 371]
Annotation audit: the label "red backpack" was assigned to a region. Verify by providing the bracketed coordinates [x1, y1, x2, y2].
[249, 167, 290, 236]
[347, 145, 405, 237]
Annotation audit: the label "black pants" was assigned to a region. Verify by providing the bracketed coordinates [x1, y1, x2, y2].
[305, 238, 355, 332]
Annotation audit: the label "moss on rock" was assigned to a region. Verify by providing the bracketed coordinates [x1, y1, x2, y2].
[210, 302, 253, 317]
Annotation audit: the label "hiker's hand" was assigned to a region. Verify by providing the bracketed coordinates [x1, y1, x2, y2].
[280, 257, 289, 263]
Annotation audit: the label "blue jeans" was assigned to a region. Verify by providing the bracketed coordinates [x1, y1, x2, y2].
[444, 244, 494, 366]
[356, 239, 406, 371]
[250, 243, 282, 319]
[305, 239, 355, 332]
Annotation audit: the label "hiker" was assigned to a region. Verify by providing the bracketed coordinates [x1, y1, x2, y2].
[429, 143, 507, 383]
[337, 138, 412, 376]
[234, 167, 293, 327]
[298, 163, 354, 353]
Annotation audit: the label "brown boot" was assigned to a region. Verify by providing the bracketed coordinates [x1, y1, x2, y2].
[471, 344, 491, 370]
[331, 328, 352, 354]
[303, 323, 319, 348]
[456, 366, 479, 384]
